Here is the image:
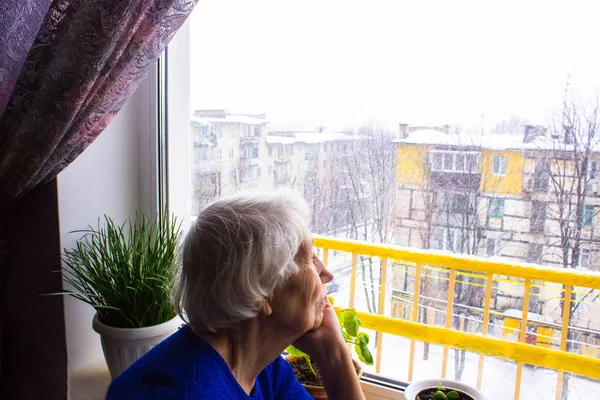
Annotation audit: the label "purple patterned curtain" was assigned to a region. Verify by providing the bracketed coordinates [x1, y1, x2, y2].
[0, 0, 198, 294]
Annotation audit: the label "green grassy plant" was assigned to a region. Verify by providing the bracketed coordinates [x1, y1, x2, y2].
[61, 214, 181, 328]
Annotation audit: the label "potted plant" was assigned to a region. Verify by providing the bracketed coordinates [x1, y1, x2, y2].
[61, 214, 182, 379]
[404, 379, 489, 400]
[285, 298, 373, 399]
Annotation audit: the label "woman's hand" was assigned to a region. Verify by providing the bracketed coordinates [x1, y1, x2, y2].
[291, 296, 345, 359]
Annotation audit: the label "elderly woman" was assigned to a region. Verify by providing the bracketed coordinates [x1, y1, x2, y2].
[106, 192, 364, 399]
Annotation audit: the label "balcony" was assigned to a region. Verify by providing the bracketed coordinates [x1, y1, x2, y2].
[240, 135, 260, 145]
[430, 171, 481, 190]
[243, 157, 259, 166]
[314, 235, 600, 400]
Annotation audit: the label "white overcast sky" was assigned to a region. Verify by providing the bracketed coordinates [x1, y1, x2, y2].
[188, 0, 600, 132]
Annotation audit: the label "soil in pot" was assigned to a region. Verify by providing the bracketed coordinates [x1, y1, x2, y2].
[416, 387, 475, 400]
[289, 357, 323, 387]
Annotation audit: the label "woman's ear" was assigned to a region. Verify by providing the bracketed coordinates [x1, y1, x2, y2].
[261, 298, 273, 316]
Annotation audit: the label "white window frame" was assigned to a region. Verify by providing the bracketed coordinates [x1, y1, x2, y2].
[216, 149, 223, 161]
[229, 148, 234, 160]
[578, 249, 591, 269]
[430, 150, 479, 173]
[487, 237, 502, 257]
[493, 155, 508, 176]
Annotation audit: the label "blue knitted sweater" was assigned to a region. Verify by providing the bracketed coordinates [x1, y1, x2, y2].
[106, 325, 312, 399]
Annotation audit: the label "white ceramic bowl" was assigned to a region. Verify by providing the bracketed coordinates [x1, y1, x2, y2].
[404, 379, 489, 400]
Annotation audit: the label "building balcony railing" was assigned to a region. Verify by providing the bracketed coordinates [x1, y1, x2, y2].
[313, 235, 600, 400]
[240, 135, 260, 144]
[243, 157, 259, 166]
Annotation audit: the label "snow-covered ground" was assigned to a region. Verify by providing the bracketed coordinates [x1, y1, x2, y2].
[322, 251, 600, 399]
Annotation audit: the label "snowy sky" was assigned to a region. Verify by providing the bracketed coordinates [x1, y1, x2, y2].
[188, 0, 600, 132]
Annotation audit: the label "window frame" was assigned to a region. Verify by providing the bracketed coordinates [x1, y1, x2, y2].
[489, 198, 505, 219]
[430, 150, 479, 174]
[492, 155, 508, 176]
[583, 204, 594, 227]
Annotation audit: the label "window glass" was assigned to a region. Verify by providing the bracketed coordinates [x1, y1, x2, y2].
[173, 1, 600, 395]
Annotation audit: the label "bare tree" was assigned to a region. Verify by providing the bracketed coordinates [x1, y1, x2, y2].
[324, 122, 397, 315]
[491, 115, 531, 135]
[539, 95, 600, 399]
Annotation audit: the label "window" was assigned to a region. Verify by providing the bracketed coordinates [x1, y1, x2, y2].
[583, 204, 594, 227]
[431, 152, 442, 171]
[431, 151, 478, 173]
[493, 155, 508, 176]
[170, 3, 600, 396]
[589, 160, 598, 180]
[486, 238, 502, 257]
[578, 249, 591, 269]
[531, 201, 546, 233]
[489, 198, 505, 218]
[216, 149, 223, 161]
[450, 194, 468, 214]
[229, 149, 234, 160]
[527, 243, 544, 263]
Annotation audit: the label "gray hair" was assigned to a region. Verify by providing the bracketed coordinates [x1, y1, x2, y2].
[175, 191, 311, 332]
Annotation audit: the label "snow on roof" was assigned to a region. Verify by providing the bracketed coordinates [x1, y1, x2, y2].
[266, 131, 360, 145]
[394, 129, 600, 152]
[192, 114, 268, 125]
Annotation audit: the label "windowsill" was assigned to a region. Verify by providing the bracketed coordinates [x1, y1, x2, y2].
[68, 358, 111, 400]
[67, 357, 406, 400]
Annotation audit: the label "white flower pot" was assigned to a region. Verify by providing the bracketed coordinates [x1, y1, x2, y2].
[404, 379, 489, 400]
[92, 313, 183, 379]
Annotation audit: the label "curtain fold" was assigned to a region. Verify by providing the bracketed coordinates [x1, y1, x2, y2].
[0, 0, 198, 205]
[0, 0, 198, 303]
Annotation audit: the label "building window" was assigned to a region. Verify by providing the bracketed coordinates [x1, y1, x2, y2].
[229, 149, 234, 159]
[216, 149, 223, 161]
[589, 160, 598, 180]
[578, 249, 591, 269]
[486, 238, 502, 257]
[583, 204, 594, 227]
[450, 194, 468, 214]
[229, 170, 236, 186]
[527, 243, 544, 263]
[431, 151, 479, 173]
[489, 198, 505, 218]
[268, 166, 273, 176]
[531, 201, 546, 233]
[252, 147, 259, 158]
[432, 152, 443, 170]
[493, 155, 508, 176]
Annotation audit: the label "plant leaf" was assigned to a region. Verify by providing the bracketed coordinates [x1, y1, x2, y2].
[446, 391, 460, 399]
[355, 342, 374, 365]
[432, 392, 447, 400]
[342, 308, 360, 337]
[286, 345, 308, 358]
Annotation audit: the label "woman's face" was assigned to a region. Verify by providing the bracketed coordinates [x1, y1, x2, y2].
[269, 240, 334, 334]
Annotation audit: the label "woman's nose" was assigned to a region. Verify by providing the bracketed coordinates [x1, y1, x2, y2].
[313, 254, 334, 284]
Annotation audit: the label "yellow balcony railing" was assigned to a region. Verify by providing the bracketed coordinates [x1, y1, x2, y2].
[314, 235, 600, 400]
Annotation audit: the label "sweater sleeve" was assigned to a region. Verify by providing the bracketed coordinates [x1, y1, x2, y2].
[271, 356, 314, 399]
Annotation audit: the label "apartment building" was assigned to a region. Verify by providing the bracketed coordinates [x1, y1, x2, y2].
[190, 110, 273, 213]
[393, 124, 600, 334]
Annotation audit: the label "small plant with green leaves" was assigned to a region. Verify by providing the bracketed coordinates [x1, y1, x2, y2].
[416, 385, 474, 400]
[60, 213, 181, 329]
[286, 296, 373, 386]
